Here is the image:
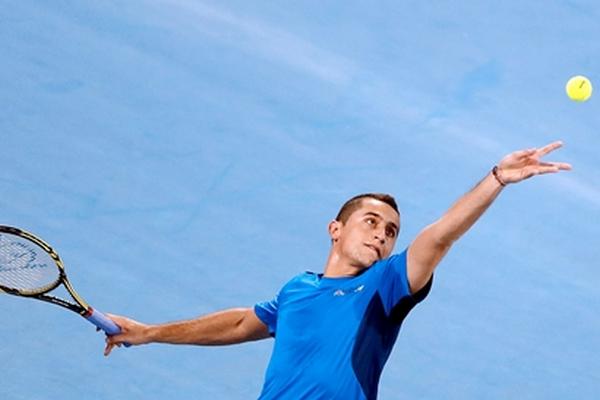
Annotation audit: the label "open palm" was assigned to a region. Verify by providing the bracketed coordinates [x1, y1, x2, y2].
[497, 141, 572, 184]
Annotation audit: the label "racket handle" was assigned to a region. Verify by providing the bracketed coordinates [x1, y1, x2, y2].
[85, 307, 131, 347]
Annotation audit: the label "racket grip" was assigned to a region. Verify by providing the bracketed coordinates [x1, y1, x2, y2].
[85, 307, 131, 347]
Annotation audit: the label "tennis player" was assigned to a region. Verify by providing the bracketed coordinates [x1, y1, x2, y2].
[104, 141, 571, 399]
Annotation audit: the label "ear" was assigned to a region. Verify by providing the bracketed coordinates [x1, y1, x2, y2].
[328, 220, 342, 242]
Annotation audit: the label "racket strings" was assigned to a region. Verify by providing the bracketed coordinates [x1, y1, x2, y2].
[0, 234, 60, 292]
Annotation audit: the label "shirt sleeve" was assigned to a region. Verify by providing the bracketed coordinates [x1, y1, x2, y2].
[377, 248, 433, 315]
[254, 295, 279, 336]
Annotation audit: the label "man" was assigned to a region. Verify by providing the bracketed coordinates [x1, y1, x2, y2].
[104, 141, 571, 399]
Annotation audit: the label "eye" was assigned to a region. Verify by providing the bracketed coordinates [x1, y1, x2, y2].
[365, 218, 376, 225]
[386, 227, 397, 238]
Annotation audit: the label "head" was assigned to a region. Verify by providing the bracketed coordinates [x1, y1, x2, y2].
[329, 193, 400, 269]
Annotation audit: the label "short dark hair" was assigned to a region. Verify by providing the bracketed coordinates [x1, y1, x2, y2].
[335, 193, 399, 224]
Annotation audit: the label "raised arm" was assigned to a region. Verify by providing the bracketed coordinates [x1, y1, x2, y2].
[407, 141, 572, 293]
[103, 307, 270, 356]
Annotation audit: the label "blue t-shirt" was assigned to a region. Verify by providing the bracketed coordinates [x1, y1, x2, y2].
[254, 249, 432, 400]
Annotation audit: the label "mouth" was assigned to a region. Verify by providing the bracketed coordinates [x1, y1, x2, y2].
[365, 244, 381, 259]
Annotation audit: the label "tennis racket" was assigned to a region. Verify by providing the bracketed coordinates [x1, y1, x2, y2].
[0, 225, 123, 338]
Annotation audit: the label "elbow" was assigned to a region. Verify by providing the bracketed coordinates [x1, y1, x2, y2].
[232, 308, 259, 342]
[436, 235, 455, 250]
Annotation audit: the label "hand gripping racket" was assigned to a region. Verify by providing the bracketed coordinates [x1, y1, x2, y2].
[0, 225, 124, 339]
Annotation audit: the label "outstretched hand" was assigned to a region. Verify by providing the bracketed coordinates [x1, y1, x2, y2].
[496, 141, 572, 185]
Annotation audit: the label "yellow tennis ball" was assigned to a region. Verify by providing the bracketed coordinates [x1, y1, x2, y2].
[565, 75, 593, 102]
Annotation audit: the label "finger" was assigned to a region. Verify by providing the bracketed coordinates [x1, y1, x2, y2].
[531, 165, 562, 175]
[104, 342, 115, 357]
[539, 161, 572, 170]
[106, 334, 123, 345]
[513, 148, 537, 160]
[537, 141, 563, 157]
[105, 313, 121, 323]
[557, 162, 572, 170]
[104, 313, 127, 330]
[103, 335, 126, 356]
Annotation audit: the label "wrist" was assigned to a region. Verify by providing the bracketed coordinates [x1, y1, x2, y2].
[492, 165, 507, 187]
[143, 324, 159, 343]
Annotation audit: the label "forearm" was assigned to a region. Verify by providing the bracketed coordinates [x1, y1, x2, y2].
[104, 307, 269, 355]
[407, 142, 570, 293]
[433, 171, 503, 245]
[146, 308, 258, 346]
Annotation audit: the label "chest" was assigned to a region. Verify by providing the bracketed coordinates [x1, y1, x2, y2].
[276, 280, 376, 344]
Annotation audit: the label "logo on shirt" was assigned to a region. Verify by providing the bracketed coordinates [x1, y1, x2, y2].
[333, 284, 365, 296]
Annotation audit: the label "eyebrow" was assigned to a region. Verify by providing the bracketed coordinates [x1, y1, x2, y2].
[363, 211, 399, 233]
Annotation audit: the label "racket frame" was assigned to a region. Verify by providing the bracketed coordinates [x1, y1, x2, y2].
[0, 225, 122, 336]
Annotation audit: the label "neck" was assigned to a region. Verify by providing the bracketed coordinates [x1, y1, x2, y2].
[323, 249, 364, 278]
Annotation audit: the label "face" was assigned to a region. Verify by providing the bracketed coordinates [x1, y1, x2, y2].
[329, 198, 400, 269]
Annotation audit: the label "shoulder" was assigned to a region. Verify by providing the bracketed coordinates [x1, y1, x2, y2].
[280, 271, 320, 291]
[369, 248, 409, 276]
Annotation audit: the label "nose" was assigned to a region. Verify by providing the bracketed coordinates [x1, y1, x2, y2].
[374, 231, 386, 244]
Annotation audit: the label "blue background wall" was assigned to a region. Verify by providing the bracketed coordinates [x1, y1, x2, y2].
[1, 1, 599, 398]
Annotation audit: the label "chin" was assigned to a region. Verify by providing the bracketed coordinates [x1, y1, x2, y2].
[349, 250, 379, 269]
[358, 256, 379, 268]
